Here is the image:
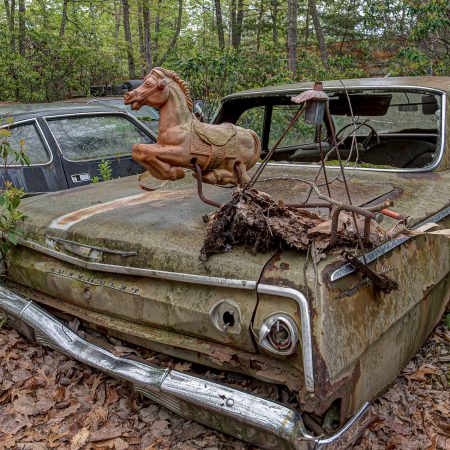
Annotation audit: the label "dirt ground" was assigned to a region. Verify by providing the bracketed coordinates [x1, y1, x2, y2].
[0, 309, 448, 450]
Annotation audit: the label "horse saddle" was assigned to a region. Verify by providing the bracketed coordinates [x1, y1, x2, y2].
[193, 119, 237, 146]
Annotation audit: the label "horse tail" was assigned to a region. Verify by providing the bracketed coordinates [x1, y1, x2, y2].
[248, 129, 261, 167]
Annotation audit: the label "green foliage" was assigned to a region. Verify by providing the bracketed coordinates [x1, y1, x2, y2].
[390, 0, 450, 76]
[0, 182, 26, 255]
[93, 159, 113, 183]
[0, 0, 448, 104]
[0, 119, 30, 168]
[444, 313, 450, 329]
[0, 118, 29, 257]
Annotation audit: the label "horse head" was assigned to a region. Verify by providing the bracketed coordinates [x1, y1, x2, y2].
[124, 68, 170, 111]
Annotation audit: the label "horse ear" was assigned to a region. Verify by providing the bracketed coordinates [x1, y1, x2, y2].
[157, 79, 169, 89]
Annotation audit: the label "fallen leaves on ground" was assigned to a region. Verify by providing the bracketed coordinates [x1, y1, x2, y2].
[0, 311, 448, 449]
[355, 316, 450, 450]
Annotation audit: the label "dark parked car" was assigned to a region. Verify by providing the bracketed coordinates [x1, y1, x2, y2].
[0, 104, 156, 193]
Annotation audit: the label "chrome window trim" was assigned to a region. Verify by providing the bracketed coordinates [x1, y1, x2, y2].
[0, 118, 54, 167]
[43, 111, 157, 163]
[330, 204, 450, 282]
[222, 85, 447, 174]
[17, 237, 315, 393]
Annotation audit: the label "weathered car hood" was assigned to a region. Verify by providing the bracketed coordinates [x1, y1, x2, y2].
[15, 165, 450, 280]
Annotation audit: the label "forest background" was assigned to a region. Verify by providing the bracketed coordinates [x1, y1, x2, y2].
[0, 0, 449, 117]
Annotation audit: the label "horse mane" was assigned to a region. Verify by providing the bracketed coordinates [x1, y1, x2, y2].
[150, 67, 193, 112]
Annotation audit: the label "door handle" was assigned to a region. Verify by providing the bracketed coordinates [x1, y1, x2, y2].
[71, 173, 91, 183]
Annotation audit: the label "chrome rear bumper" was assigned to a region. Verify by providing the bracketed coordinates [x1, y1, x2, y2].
[0, 285, 371, 450]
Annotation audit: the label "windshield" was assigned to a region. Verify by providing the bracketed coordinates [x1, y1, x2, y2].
[330, 90, 441, 135]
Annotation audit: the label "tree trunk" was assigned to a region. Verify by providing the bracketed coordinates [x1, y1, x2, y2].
[122, 0, 136, 79]
[153, 0, 162, 64]
[8, 0, 15, 53]
[230, 0, 236, 48]
[89, 1, 96, 37]
[256, 0, 264, 52]
[143, 0, 152, 73]
[60, 0, 69, 37]
[235, 0, 244, 49]
[308, 0, 328, 65]
[304, 2, 310, 46]
[137, 0, 145, 75]
[156, 0, 182, 66]
[270, 0, 278, 47]
[113, 0, 121, 62]
[287, 0, 298, 77]
[214, 0, 225, 50]
[17, 0, 25, 56]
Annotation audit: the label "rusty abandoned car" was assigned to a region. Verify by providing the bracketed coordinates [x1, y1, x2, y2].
[0, 73, 449, 449]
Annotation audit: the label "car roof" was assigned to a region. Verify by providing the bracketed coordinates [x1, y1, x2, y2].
[222, 76, 450, 101]
[0, 103, 130, 123]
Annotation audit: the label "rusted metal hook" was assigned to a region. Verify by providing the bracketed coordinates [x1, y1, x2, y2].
[329, 204, 384, 248]
[192, 162, 222, 208]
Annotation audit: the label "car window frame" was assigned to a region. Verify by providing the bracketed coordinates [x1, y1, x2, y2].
[216, 85, 447, 174]
[0, 118, 53, 167]
[43, 111, 157, 163]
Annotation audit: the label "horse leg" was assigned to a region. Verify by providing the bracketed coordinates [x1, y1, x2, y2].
[133, 143, 186, 180]
[202, 168, 236, 185]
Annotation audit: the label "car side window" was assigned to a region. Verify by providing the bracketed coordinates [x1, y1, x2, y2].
[236, 106, 265, 140]
[5, 122, 50, 165]
[47, 115, 152, 161]
[269, 105, 324, 148]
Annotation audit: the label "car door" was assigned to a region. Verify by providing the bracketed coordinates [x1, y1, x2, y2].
[44, 113, 154, 188]
[0, 118, 67, 193]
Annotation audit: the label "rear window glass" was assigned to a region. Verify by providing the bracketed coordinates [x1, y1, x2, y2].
[47, 115, 152, 161]
[269, 105, 325, 147]
[331, 91, 441, 135]
[2, 122, 50, 165]
[236, 106, 264, 140]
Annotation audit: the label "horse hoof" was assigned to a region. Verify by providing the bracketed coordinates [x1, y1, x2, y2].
[169, 167, 185, 181]
[201, 172, 217, 185]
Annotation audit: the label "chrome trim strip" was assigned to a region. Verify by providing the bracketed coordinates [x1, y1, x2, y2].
[0, 118, 53, 167]
[330, 204, 450, 282]
[18, 238, 257, 290]
[0, 284, 371, 450]
[223, 84, 447, 100]
[257, 285, 314, 392]
[17, 238, 315, 391]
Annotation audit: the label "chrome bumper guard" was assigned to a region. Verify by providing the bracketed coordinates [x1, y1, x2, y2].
[0, 285, 371, 450]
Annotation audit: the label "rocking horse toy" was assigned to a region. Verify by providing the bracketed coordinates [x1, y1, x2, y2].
[124, 67, 261, 186]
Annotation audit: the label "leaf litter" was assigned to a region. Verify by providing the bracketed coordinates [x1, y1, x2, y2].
[0, 306, 448, 449]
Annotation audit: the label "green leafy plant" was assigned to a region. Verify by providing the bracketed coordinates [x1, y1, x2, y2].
[92, 159, 113, 184]
[91, 159, 113, 183]
[98, 159, 113, 181]
[0, 118, 28, 259]
[0, 182, 26, 254]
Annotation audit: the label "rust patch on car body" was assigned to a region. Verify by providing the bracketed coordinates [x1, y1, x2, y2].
[49, 188, 195, 230]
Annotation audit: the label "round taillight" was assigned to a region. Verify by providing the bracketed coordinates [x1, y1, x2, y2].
[258, 314, 299, 356]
